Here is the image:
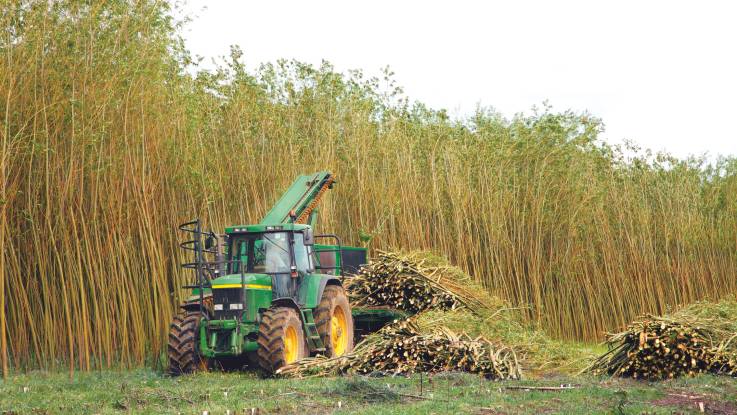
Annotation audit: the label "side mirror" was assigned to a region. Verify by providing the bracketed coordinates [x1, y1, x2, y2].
[303, 228, 314, 245]
[204, 235, 216, 250]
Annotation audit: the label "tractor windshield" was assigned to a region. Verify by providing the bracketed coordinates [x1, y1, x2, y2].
[230, 232, 291, 274]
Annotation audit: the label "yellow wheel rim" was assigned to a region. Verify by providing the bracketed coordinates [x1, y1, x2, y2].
[284, 326, 298, 364]
[331, 306, 348, 356]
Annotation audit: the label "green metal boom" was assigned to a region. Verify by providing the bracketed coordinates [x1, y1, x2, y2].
[258, 171, 334, 226]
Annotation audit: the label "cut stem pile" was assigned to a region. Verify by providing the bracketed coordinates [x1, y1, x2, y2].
[587, 301, 737, 380]
[292, 250, 525, 379]
[345, 251, 490, 315]
[278, 320, 522, 380]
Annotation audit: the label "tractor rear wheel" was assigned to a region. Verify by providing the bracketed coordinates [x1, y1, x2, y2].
[256, 307, 307, 373]
[167, 310, 206, 375]
[315, 285, 354, 357]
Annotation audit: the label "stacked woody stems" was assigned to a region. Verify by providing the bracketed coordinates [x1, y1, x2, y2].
[587, 301, 737, 380]
[279, 251, 522, 379]
[345, 251, 490, 314]
[278, 320, 522, 379]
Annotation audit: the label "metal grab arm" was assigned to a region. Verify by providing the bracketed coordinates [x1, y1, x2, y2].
[259, 172, 335, 225]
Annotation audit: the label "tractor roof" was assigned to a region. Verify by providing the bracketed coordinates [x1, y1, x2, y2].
[224, 223, 311, 234]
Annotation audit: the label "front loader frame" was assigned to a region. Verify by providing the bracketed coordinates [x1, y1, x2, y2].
[179, 219, 228, 317]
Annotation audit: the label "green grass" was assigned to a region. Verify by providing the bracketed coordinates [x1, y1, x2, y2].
[2, 369, 737, 414]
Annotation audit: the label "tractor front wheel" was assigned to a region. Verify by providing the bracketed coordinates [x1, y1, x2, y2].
[256, 307, 307, 373]
[315, 285, 354, 357]
[167, 310, 206, 375]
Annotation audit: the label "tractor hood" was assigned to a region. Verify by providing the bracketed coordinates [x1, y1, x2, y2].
[210, 273, 272, 291]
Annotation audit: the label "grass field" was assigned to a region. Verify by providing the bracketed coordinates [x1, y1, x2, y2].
[3, 370, 737, 414]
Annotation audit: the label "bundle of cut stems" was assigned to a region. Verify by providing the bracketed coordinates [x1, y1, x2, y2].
[278, 319, 522, 379]
[587, 301, 737, 380]
[346, 251, 490, 315]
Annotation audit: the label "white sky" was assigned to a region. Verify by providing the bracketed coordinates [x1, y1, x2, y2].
[179, 0, 737, 159]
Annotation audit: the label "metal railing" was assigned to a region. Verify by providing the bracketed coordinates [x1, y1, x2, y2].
[313, 234, 344, 276]
[179, 219, 224, 318]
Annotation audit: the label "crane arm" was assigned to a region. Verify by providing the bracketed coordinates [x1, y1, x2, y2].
[259, 171, 335, 226]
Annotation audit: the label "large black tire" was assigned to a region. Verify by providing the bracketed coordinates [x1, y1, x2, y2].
[167, 311, 205, 375]
[256, 307, 307, 373]
[315, 285, 354, 357]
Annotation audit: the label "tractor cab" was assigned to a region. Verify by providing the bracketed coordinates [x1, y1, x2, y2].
[209, 224, 367, 315]
[210, 224, 323, 317]
[225, 225, 312, 276]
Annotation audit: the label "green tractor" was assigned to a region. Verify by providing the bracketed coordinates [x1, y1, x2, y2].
[168, 172, 384, 374]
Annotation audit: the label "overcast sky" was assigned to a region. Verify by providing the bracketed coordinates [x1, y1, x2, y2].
[179, 0, 736, 159]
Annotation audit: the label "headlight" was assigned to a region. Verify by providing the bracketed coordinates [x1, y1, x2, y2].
[214, 304, 223, 311]
[229, 303, 243, 310]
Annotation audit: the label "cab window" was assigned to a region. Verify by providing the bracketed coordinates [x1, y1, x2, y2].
[231, 239, 249, 273]
[293, 233, 311, 273]
[254, 233, 290, 273]
[228, 231, 312, 274]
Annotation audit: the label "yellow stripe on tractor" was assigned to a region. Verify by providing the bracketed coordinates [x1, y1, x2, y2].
[213, 284, 271, 290]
